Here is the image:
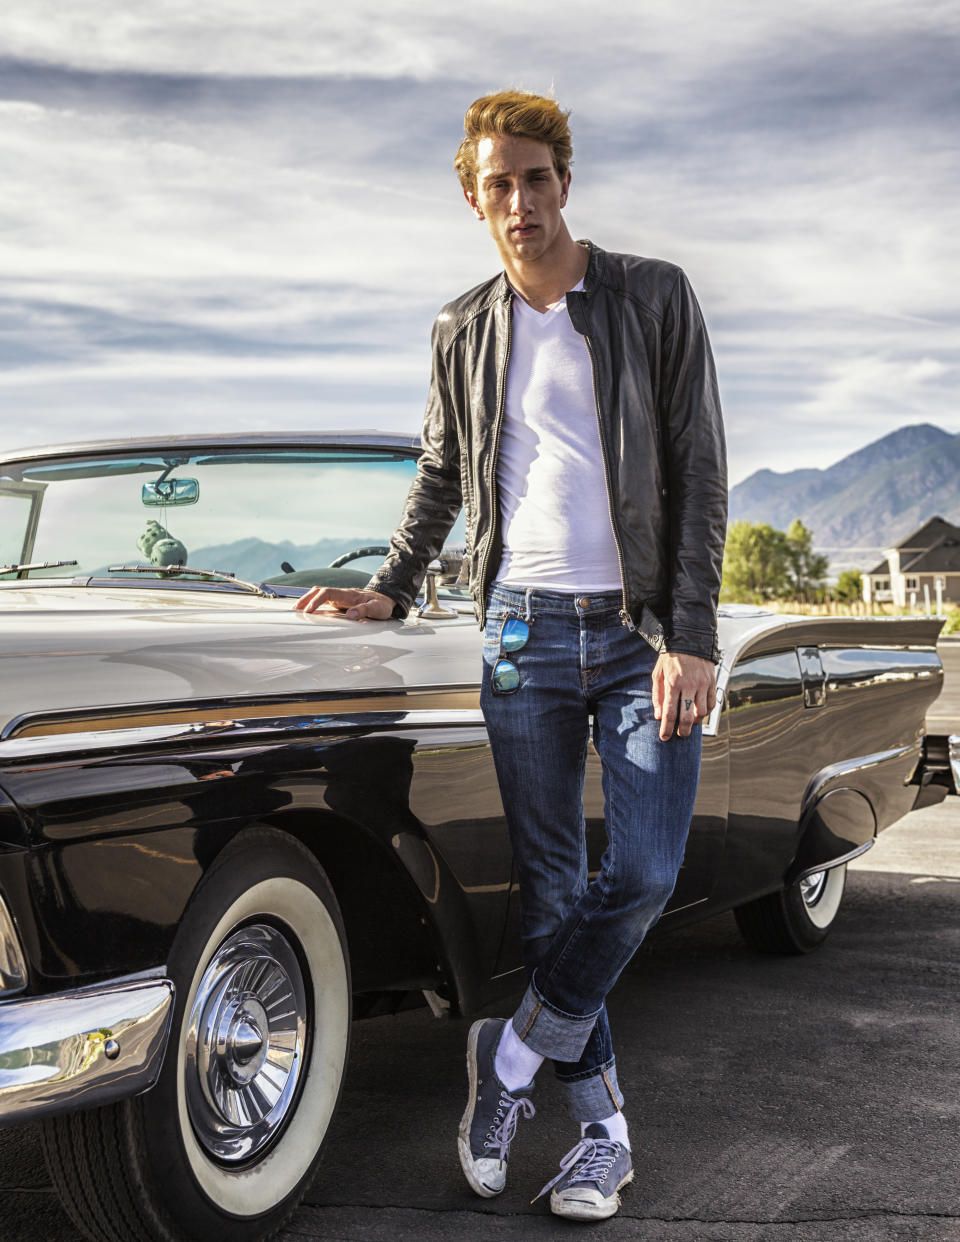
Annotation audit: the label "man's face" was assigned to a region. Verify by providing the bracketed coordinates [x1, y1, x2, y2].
[464, 134, 570, 265]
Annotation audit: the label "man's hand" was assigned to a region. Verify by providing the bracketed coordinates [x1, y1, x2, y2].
[652, 652, 717, 741]
[293, 586, 395, 620]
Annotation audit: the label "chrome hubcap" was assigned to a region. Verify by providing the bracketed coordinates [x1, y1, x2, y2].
[800, 870, 828, 907]
[185, 923, 307, 1162]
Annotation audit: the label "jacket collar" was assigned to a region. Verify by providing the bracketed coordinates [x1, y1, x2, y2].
[580, 239, 603, 293]
[493, 239, 603, 304]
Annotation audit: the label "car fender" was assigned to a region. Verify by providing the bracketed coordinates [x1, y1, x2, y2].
[0, 721, 489, 1016]
[786, 785, 877, 885]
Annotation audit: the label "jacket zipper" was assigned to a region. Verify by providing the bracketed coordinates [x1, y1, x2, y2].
[583, 332, 634, 631]
[476, 295, 512, 627]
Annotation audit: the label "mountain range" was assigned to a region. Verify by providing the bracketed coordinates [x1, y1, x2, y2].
[190, 537, 388, 583]
[729, 424, 960, 550]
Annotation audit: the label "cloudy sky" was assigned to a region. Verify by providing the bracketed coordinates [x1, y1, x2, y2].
[1, 0, 957, 484]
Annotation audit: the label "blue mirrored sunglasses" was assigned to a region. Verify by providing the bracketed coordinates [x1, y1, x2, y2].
[491, 616, 530, 694]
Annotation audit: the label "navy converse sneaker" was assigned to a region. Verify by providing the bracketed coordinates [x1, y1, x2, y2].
[535, 1122, 633, 1220]
[457, 1018, 535, 1197]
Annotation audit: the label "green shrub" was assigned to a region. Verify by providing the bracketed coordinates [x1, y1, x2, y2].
[834, 569, 863, 603]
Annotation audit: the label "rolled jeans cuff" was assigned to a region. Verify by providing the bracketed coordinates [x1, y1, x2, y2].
[511, 978, 601, 1062]
[557, 1059, 624, 1121]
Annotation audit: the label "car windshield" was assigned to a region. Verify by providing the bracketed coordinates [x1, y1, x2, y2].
[0, 446, 466, 593]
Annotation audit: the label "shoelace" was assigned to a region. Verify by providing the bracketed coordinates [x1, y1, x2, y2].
[532, 1137, 621, 1202]
[483, 1091, 536, 1161]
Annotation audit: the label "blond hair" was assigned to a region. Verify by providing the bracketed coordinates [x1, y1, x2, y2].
[454, 90, 572, 193]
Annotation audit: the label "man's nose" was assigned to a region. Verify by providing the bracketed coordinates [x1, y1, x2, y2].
[510, 183, 531, 215]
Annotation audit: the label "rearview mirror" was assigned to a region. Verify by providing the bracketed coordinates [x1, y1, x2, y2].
[142, 478, 199, 506]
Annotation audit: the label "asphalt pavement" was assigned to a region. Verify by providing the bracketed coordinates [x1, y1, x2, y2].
[2, 645, 957, 1242]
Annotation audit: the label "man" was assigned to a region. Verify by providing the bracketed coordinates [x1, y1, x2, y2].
[296, 90, 727, 1221]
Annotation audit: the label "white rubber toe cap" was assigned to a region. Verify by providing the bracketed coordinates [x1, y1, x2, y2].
[551, 1187, 618, 1220]
[457, 1140, 506, 1197]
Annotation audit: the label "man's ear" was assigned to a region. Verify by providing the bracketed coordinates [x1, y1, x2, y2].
[560, 170, 571, 209]
[463, 186, 485, 221]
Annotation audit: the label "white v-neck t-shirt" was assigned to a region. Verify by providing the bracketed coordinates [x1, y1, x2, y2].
[495, 282, 622, 591]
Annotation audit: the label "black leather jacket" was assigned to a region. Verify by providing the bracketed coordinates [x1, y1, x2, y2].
[368, 241, 727, 662]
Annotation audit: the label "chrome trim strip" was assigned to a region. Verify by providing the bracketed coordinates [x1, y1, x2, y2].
[0, 895, 28, 996]
[656, 895, 709, 917]
[0, 975, 174, 1124]
[800, 744, 916, 813]
[793, 840, 874, 885]
[0, 430, 422, 471]
[0, 704, 723, 754]
[950, 735, 960, 795]
[0, 709, 491, 762]
[2, 683, 482, 741]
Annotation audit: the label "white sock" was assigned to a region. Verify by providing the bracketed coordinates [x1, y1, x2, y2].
[583, 1110, 630, 1150]
[494, 1020, 544, 1091]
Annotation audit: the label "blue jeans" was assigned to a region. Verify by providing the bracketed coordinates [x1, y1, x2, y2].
[480, 584, 702, 1120]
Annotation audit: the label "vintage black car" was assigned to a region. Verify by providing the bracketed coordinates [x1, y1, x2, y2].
[0, 433, 954, 1242]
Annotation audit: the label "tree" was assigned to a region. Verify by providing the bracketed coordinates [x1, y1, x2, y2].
[834, 569, 863, 603]
[784, 520, 830, 602]
[721, 519, 832, 604]
[720, 520, 792, 602]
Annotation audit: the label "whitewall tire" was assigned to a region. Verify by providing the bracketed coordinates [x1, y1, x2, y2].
[734, 863, 847, 954]
[42, 828, 351, 1242]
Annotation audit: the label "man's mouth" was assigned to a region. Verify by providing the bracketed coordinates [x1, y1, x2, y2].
[512, 223, 537, 237]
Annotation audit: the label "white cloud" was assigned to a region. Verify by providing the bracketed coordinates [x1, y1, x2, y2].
[0, 0, 450, 78]
[3, 0, 954, 81]
[0, 0, 958, 494]
[0, 348, 425, 387]
[796, 354, 954, 421]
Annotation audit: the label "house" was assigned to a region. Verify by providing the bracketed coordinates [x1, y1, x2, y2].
[862, 516, 960, 608]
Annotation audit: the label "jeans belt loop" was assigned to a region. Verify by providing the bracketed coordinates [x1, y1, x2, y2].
[524, 586, 534, 623]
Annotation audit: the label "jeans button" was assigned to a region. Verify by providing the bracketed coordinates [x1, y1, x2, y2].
[578, 596, 591, 608]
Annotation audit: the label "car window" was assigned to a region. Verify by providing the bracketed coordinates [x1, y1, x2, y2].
[0, 449, 466, 591]
[0, 481, 45, 565]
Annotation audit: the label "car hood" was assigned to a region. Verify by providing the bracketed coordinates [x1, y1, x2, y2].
[0, 585, 483, 739]
[0, 589, 945, 742]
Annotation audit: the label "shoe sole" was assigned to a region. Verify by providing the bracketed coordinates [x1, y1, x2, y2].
[457, 1019, 503, 1198]
[550, 1169, 634, 1220]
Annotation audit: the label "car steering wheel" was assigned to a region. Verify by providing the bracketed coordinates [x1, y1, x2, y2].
[328, 545, 391, 568]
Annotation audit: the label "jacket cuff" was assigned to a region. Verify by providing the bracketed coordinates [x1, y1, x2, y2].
[664, 629, 722, 664]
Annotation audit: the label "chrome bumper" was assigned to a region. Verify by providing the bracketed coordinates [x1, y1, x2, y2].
[0, 974, 174, 1124]
[950, 735, 960, 794]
